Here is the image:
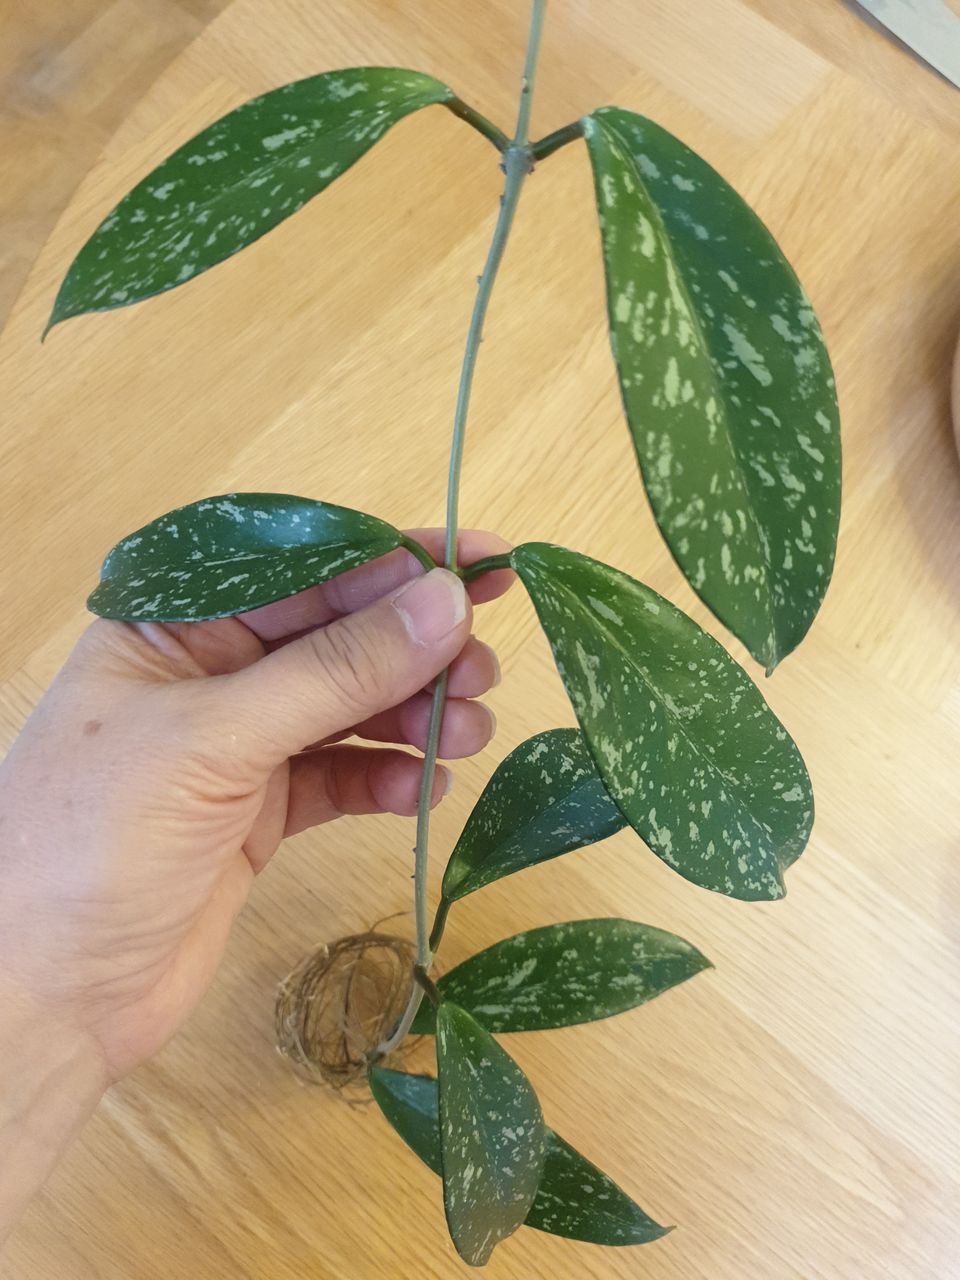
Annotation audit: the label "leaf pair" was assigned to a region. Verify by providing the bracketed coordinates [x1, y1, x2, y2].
[371, 1027, 669, 1263]
[85, 494, 813, 901]
[413, 918, 703, 1262]
[49, 71, 840, 675]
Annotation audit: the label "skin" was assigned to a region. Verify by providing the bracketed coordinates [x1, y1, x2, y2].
[0, 529, 513, 1243]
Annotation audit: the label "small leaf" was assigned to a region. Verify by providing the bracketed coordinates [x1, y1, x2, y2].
[440, 728, 626, 902]
[48, 68, 454, 330]
[584, 107, 841, 671]
[369, 1068, 443, 1177]
[511, 542, 813, 901]
[436, 1003, 546, 1267]
[88, 492, 405, 621]
[369, 1068, 669, 1247]
[413, 919, 710, 1034]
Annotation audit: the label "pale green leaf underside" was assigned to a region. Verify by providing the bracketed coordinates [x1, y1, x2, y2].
[87, 492, 404, 621]
[512, 542, 813, 901]
[584, 107, 841, 670]
[412, 919, 711, 1034]
[369, 1068, 669, 1247]
[440, 728, 626, 903]
[48, 67, 454, 330]
[436, 1003, 546, 1267]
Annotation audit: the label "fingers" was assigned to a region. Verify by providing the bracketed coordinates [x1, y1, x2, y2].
[239, 529, 514, 643]
[208, 569, 472, 767]
[443, 637, 501, 698]
[284, 745, 451, 835]
[352, 692, 496, 759]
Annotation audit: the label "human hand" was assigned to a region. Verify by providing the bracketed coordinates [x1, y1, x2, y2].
[0, 530, 512, 1090]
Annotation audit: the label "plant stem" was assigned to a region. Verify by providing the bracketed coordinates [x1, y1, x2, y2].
[428, 897, 452, 953]
[531, 119, 582, 161]
[401, 535, 437, 572]
[460, 552, 513, 583]
[444, 98, 510, 152]
[376, 0, 547, 1060]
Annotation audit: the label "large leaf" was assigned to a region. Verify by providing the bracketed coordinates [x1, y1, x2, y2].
[369, 1068, 669, 1247]
[87, 492, 405, 621]
[48, 68, 454, 330]
[436, 1003, 546, 1266]
[583, 107, 841, 671]
[440, 728, 626, 903]
[511, 542, 813, 901]
[413, 919, 710, 1034]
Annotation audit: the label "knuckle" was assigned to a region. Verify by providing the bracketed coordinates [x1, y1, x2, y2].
[304, 620, 388, 719]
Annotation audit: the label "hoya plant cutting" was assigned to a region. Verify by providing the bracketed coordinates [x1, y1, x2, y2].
[47, 0, 840, 1267]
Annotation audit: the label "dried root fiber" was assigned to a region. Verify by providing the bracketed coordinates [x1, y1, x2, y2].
[275, 931, 416, 1090]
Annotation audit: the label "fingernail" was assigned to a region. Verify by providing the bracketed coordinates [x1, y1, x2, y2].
[441, 766, 454, 797]
[392, 569, 467, 645]
[484, 705, 497, 739]
[482, 642, 502, 688]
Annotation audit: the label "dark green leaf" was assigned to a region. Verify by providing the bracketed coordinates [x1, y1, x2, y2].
[87, 492, 405, 621]
[584, 107, 841, 671]
[413, 919, 710, 1034]
[48, 68, 454, 330]
[440, 728, 626, 903]
[369, 1068, 669, 1247]
[436, 1003, 546, 1266]
[511, 542, 813, 901]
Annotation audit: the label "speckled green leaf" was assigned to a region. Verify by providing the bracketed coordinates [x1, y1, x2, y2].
[440, 729, 626, 903]
[436, 1003, 546, 1267]
[369, 1068, 669, 1247]
[413, 919, 710, 1035]
[511, 542, 813, 901]
[48, 68, 454, 331]
[584, 107, 841, 671]
[87, 492, 405, 621]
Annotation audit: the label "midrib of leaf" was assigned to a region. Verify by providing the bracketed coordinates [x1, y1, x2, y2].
[111, 538, 367, 574]
[596, 113, 782, 662]
[541, 566, 777, 852]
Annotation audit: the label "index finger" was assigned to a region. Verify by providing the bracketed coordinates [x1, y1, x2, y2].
[239, 528, 514, 643]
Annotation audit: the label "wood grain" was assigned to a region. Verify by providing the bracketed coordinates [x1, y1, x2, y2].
[2, 2, 959, 1276]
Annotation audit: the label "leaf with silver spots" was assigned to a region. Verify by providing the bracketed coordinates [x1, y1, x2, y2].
[436, 1003, 546, 1267]
[48, 68, 455, 330]
[440, 728, 626, 903]
[412, 919, 710, 1034]
[584, 108, 841, 670]
[369, 1068, 670, 1247]
[87, 492, 405, 621]
[511, 542, 813, 901]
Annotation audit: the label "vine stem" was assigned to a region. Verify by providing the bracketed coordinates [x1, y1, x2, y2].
[376, 0, 547, 1058]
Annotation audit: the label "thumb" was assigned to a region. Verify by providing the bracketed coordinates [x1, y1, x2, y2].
[209, 568, 471, 765]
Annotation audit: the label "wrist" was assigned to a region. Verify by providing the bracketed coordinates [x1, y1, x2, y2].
[0, 980, 107, 1243]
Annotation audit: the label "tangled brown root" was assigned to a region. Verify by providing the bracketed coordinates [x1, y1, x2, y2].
[274, 931, 416, 1090]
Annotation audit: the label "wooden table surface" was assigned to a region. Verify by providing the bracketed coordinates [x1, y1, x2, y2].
[2, 1, 960, 1276]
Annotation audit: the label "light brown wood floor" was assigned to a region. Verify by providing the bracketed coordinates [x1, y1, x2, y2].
[2, 2, 960, 1277]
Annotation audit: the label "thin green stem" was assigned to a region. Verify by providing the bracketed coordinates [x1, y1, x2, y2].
[512, 0, 547, 151]
[428, 897, 452, 954]
[531, 119, 582, 161]
[460, 552, 513, 583]
[444, 97, 510, 152]
[377, 0, 547, 1061]
[413, 671, 447, 971]
[413, 965, 442, 1009]
[401, 535, 437, 572]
